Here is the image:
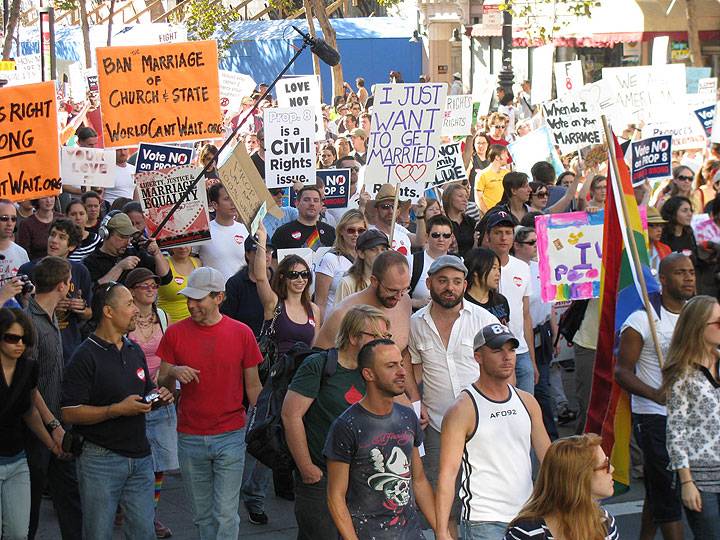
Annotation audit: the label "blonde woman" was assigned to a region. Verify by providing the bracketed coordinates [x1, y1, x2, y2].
[662, 295, 720, 539]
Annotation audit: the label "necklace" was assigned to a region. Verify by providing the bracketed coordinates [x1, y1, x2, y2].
[133, 311, 157, 342]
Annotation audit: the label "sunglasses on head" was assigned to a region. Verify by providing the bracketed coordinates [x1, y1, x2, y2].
[430, 232, 452, 239]
[3, 333, 29, 345]
[0, 215, 17, 222]
[285, 270, 311, 280]
[345, 227, 366, 235]
[133, 283, 158, 291]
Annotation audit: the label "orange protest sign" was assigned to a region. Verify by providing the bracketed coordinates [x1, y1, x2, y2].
[0, 81, 61, 202]
[96, 40, 222, 148]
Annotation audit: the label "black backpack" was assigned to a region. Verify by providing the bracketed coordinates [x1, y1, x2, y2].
[245, 343, 338, 472]
[554, 299, 590, 346]
[409, 251, 425, 296]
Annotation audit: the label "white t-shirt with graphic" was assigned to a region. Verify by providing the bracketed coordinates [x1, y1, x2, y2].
[498, 255, 531, 354]
[197, 220, 249, 283]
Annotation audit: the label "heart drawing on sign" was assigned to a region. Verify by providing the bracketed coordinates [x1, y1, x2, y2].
[394, 164, 427, 183]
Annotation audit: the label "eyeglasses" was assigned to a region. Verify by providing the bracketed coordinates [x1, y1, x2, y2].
[532, 192, 548, 198]
[0, 215, 17, 222]
[345, 227, 367, 235]
[285, 270, 311, 280]
[593, 456, 611, 473]
[134, 283, 159, 291]
[378, 203, 394, 210]
[430, 232, 452, 239]
[516, 239, 537, 246]
[379, 282, 409, 297]
[676, 175, 693, 182]
[3, 333, 29, 345]
[492, 124, 505, 129]
[360, 331, 393, 340]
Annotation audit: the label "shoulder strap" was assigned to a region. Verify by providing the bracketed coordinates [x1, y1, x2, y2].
[409, 251, 424, 295]
[321, 348, 339, 381]
[157, 308, 169, 334]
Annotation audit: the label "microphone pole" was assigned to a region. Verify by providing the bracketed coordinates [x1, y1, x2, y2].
[150, 37, 313, 239]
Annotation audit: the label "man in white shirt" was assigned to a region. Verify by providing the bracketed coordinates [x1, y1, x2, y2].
[485, 211, 538, 393]
[616, 253, 694, 540]
[370, 184, 414, 256]
[198, 183, 249, 283]
[104, 149, 136, 204]
[0, 200, 30, 307]
[405, 255, 499, 538]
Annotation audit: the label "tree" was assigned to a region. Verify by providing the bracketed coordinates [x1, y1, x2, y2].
[2, 0, 20, 60]
[685, 0, 703, 67]
[185, 0, 240, 55]
[79, 0, 91, 67]
[498, 0, 599, 44]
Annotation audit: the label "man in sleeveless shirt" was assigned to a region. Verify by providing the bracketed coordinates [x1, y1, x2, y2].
[435, 324, 550, 540]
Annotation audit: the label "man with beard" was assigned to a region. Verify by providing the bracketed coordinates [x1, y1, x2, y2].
[325, 340, 436, 539]
[404, 255, 499, 538]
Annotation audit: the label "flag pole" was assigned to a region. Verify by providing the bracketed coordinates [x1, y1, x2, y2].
[601, 115, 665, 368]
[388, 186, 400, 247]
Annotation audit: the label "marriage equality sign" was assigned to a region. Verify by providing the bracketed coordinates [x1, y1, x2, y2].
[96, 40, 222, 148]
[0, 82, 62, 202]
[60, 147, 116, 187]
[264, 106, 316, 188]
[542, 96, 603, 155]
[630, 135, 672, 186]
[366, 83, 447, 188]
[433, 142, 467, 186]
[137, 165, 211, 248]
[536, 211, 604, 302]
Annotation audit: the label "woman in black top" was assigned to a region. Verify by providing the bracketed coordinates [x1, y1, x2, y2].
[463, 248, 510, 325]
[467, 132, 490, 189]
[0, 308, 63, 538]
[661, 196, 699, 265]
[442, 183, 477, 257]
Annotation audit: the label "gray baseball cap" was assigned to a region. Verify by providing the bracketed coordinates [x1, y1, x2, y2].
[427, 254, 467, 277]
[473, 323, 520, 351]
[179, 267, 225, 299]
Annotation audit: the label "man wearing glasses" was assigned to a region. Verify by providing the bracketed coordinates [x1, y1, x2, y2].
[369, 184, 415, 256]
[0, 200, 30, 307]
[408, 215, 455, 310]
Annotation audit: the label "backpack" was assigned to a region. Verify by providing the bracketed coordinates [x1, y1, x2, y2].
[554, 299, 590, 346]
[245, 343, 338, 472]
[409, 251, 425, 296]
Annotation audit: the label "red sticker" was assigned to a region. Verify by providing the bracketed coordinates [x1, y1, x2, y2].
[136, 368, 145, 381]
[291, 231, 301, 240]
[234, 235, 244, 245]
[513, 276, 523, 287]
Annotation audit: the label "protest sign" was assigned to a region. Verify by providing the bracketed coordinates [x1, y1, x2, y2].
[644, 117, 706, 151]
[218, 69, 256, 114]
[251, 201, 267, 236]
[651, 36, 669, 65]
[442, 94, 473, 136]
[576, 79, 621, 122]
[693, 104, 715, 137]
[472, 71, 495, 120]
[137, 165, 211, 248]
[67, 62, 86, 102]
[60, 147, 116, 187]
[0, 54, 41, 87]
[531, 45, 554, 104]
[135, 142, 193, 172]
[0, 82, 61, 202]
[433, 142, 467, 186]
[630, 135, 672, 186]
[317, 169, 350, 209]
[87, 74, 99, 92]
[277, 248, 314, 269]
[713, 103, 720, 144]
[698, 77, 717, 96]
[691, 213, 719, 244]
[536, 210, 604, 302]
[542, 96, 603, 154]
[554, 60, 583, 99]
[96, 40, 222, 147]
[508, 126, 564, 178]
[366, 83, 447, 191]
[686, 67, 712, 93]
[218, 140, 282, 231]
[601, 64, 686, 126]
[276, 76, 324, 141]
[264, 106, 316, 188]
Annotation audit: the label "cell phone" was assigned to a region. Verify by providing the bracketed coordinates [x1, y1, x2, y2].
[143, 392, 162, 409]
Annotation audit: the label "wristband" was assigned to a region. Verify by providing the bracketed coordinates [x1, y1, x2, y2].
[45, 419, 61, 432]
[681, 479, 695, 486]
[416, 215, 425, 220]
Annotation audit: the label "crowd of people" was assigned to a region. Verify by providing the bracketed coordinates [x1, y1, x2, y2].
[1, 70, 720, 540]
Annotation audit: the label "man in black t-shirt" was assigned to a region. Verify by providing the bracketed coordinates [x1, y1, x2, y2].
[271, 186, 335, 251]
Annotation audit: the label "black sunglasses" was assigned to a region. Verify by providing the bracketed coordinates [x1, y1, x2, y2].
[378, 203, 394, 210]
[0, 215, 17, 222]
[285, 270, 310, 280]
[517, 240, 537, 246]
[430, 232, 452, 239]
[3, 333, 30, 345]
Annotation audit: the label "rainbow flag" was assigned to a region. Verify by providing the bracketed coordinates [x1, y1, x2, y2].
[585, 132, 660, 493]
[304, 228, 321, 250]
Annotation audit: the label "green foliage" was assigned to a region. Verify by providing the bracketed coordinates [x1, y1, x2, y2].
[54, 0, 79, 11]
[498, 0, 599, 43]
[185, 0, 240, 54]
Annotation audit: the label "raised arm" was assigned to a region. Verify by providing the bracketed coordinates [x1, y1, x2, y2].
[253, 223, 279, 318]
[546, 173, 581, 214]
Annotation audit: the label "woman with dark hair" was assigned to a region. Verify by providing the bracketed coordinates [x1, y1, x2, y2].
[463, 247, 510, 325]
[528, 181, 550, 213]
[467, 132, 490, 188]
[504, 434, 618, 539]
[661, 196, 698, 265]
[318, 143, 338, 169]
[199, 144, 221, 187]
[493, 171, 532, 224]
[442, 183, 476, 257]
[656, 166, 696, 212]
[17, 196, 61, 261]
[0, 308, 63, 539]
[66, 199, 102, 262]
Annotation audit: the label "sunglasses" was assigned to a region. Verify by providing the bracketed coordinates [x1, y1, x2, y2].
[3, 333, 29, 345]
[360, 331, 393, 340]
[345, 227, 367, 235]
[533, 192, 548, 198]
[516, 240, 537, 246]
[0, 215, 17, 222]
[676, 175, 693, 182]
[378, 203, 394, 210]
[492, 124, 505, 129]
[134, 283, 159, 291]
[285, 270, 311, 280]
[593, 456, 611, 474]
[430, 232, 452, 239]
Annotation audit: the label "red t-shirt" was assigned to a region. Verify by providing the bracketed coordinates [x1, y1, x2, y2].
[157, 315, 262, 435]
[487, 135, 512, 163]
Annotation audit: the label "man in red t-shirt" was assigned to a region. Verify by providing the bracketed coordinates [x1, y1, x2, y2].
[158, 266, 262, 539]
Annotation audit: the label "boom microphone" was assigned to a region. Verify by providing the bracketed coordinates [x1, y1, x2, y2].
[291, 25, 341, 67]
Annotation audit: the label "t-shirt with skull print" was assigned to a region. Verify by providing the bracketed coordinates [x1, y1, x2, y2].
[324, 402, 424, 539]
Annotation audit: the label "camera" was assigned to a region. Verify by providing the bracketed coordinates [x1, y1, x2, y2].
[143, 392, 163, 409]
[0, 273, 34, 295]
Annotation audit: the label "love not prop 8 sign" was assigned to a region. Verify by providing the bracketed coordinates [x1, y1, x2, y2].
[0, 81, 62, 202]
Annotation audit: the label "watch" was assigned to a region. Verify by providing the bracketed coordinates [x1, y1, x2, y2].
[46, 419, 61, 432]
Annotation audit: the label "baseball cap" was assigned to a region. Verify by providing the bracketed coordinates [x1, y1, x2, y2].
[179, 267, 225, 299]
[428, 254, 467, 277]
[244, 234, 274, 253]
[356, 229, 389, 251]
[486, 211, 517, 230]
[350, 127, 367, 139]
[473, 323, 520, 351]
[124, 268, 159, 289]
[107, 213, 137, 236]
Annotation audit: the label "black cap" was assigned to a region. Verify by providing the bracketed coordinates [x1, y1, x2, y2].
[245, 234, 274, 253]
[356, 229, 389, 251]
[486, 211, 517, 230]
[474, 323, 520, 351]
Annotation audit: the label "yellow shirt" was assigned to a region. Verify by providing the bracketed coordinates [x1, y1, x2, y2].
[474, 167, 508, 211]
[157, 256, 200, 323]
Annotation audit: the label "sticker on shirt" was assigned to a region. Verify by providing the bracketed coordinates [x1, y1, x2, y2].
[174, 277, 185, 285]
[136, 368, 146, 381]
[308, 318, 316, 327]
[234, 235, 244, 245]
[681, 249, 692, 258]
[344, 385, 363, 404]
[291, 231, 302, 240]
[513, 276, 523, 287]
[392, 240, 408, 256]
[368, 447, 412, 527]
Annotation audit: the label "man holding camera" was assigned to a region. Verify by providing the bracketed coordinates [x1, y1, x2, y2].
[82, 212, 171, 287]
[0, 199, 30, 307]
[61, 281, 174, 540]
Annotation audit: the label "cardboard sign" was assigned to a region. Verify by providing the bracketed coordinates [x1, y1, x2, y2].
[218, 69, 256, 114]
[276, 76, 324, 141]
[536, 210, 604, 302]
[651, 36, 669, 65]
[531, 45, 554, 104]
[366, 83, 447, 189]
[0, 82, 61, 201]
[694, 104, 716, 137]
[60, 147, 116, 187]
[508, 126, 564, 178]
[264, 106, 316, 188]
[218, 140, 282, 231]
[542, 96, 603, 154]
[630, 135, 672, 186]
[96, 40, 222, 147]
[554, 60, 583, 99]
[442, 94, 473, 136]
[433, 142, 467, 186]
[317, 169, 350, 209]
[644, 117, 706, 151]
[135, 142, 193, 172]
[601, 64, 686, 126]
[137, 165, 211, 248]
[698, 77, 718, 96]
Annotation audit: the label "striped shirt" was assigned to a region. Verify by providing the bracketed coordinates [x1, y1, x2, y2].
[504, 509, 618, 539]
[69, 233, 102, 262]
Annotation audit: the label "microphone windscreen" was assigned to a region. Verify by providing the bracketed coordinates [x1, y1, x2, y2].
[311, 38, 341, 67]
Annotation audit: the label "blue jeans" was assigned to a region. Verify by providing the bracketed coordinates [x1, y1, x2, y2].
[76, 441, 155, 540]
[0, 454, 30, 540]
[241, 449, 271, 514]
[684, 489, 720, 539]
[515, 351, 534, 395]
[178, 428, 246, 540]
[461, 519, 508, 540]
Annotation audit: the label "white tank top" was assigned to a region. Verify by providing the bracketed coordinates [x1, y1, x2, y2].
[459, 384, 533, 523]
